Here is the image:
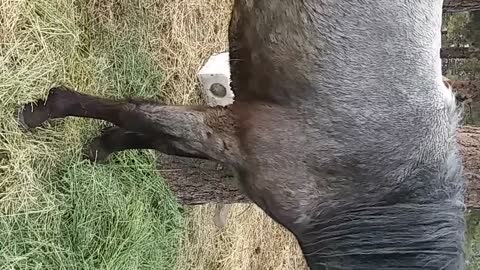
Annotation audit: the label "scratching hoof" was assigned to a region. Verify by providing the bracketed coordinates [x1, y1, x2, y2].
[18, 86, 76, 130]
[18, 101, 50, 129]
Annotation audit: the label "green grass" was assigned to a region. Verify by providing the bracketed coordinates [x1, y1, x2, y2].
[0, 0, 183, 269]
[1, 154, 183, 269]
[467, 210, 480, 270]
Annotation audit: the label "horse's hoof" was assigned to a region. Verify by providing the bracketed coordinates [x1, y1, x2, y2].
[18, 101, 50, 129]
[83, 137, 111, 164]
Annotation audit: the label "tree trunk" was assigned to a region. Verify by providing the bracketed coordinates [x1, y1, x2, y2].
[441, 47, 480, 59]
[157, 154, 249, 204]
[159, 126, 480, 208]
[458, 126, 480, 208]
[443, 0, 480, 13]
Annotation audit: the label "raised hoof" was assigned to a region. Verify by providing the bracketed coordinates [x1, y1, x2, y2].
[18, 101, 50, 129]
[18, 86, 76, 130]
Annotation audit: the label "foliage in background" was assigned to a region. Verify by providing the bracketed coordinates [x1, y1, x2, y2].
[466, 209, 480, 270]
[446, 12, 472, 47]
[443, 11, 480, 270]
[444, 11, 480, 80]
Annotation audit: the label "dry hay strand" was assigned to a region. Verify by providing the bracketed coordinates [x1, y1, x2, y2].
[177, 204, 309, 270]
[151, 0, 232, 105]
[0, 0, 22, 44]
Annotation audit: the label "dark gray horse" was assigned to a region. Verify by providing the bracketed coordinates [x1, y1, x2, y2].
[20, 0, 466, 269]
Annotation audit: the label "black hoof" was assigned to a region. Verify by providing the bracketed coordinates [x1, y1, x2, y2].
[18, 101, 50, 129]
[83, 137, 111, 163]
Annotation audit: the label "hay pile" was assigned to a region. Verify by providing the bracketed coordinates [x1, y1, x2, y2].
[0, 0, 183, 268]
[177, 204, 308, 270]
[151, 0, 231, 105]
